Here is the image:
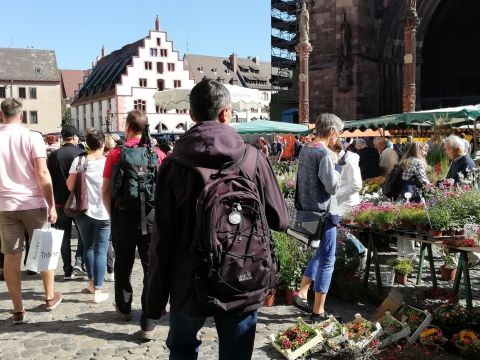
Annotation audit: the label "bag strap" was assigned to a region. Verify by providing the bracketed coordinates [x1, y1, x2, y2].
[237, 145, 258, 182]
[76, 155, 87, 172]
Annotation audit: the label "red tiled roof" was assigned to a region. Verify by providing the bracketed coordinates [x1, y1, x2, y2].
[60, 69, 89, 99]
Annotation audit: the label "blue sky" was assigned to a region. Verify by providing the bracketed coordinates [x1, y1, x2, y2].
[0, 0, 271, 69]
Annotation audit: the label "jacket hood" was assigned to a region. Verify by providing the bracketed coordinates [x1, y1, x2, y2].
[172, 120, 246, 168]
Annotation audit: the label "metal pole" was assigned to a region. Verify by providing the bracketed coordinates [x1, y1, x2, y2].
[473, 118, 478, 161]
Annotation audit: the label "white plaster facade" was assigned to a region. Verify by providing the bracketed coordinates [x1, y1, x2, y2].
[72, 24, 194, 134]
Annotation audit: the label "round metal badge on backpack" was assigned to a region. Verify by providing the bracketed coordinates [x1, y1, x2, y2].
[228, 203, 242, 225]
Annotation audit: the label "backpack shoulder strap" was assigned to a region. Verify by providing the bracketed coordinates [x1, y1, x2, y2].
[238, 145, 259, 181]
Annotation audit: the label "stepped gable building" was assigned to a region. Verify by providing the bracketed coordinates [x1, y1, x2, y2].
[0, 48, 62, 133]
[184, 53, 273, 120]
[272, 0, 480, 121]
[71, 17, 194, 133]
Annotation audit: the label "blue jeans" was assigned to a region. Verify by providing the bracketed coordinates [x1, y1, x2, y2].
[167, 310, 258, 360]
[304, 218, 337, 293]
[76, 214, 111, 289]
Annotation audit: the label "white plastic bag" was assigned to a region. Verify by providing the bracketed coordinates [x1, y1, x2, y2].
[25, 228, 64, 273]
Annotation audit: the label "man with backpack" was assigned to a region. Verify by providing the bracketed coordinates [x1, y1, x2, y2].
[146, 79, 289, 359]
[102, 110, 166, 340]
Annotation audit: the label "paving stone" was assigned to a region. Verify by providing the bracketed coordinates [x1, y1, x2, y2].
[51, 337, 72, 345]
[42, 346, 61, 354]
[23, 339, 45, 349]
[60, 343, 77, 351]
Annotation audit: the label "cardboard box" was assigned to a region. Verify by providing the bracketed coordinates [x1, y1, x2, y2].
[371, 289, 404, 322]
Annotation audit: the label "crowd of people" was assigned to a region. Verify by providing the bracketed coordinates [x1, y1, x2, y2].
[0, 78, 478, 359]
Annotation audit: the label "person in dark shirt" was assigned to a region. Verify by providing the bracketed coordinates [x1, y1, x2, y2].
[47, 125, 85, 279]
[355, 139, 380, 179]
[444, 135, 475, 184]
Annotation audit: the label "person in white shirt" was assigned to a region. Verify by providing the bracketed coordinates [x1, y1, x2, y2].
[332, 140, 362, 216]
[67, 129, 110, 304]
[374, 137, 399, 176]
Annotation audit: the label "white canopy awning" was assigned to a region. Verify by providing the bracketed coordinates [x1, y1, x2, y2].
[154, 84, 264, 112]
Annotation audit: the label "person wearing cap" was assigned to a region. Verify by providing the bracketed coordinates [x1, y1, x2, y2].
[47, 125, 86, 280]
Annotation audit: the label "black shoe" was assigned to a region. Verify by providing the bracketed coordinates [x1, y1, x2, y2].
[140, 312, 156, 341]
[0, 270, 4, 281]
[26, 270, 37, 275]
[293, 296, 313, 312]
[309, 312, 342, 324]
[308, 312, 329, 324]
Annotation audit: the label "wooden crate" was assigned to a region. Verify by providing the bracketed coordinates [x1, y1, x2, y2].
[270, 318, 324, 360]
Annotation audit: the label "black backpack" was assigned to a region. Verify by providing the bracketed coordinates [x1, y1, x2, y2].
[382, 164, 403, 200]
[110, 144, 158, 235]
[173, 145, 277, 312]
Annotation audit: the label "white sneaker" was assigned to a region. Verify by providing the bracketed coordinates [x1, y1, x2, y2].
[93, 292, 109, 304]
[105, 272, 114, 282]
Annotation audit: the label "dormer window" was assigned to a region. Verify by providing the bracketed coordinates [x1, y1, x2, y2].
[198, 67, 204, 73]
[34, 66, 42, 74]
[212, 68, 217, 74]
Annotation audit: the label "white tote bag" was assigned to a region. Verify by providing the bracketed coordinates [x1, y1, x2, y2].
[25, 228, 64, 273]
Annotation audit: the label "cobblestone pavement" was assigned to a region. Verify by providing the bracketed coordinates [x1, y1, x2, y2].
[0, 239, 376, 360]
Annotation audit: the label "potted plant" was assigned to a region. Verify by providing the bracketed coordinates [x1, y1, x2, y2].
[419, 325, 447, 347]
[273, 232, 308, 305]
[428, 207, 452, 237]
[452, 330, 480, 359]
[439, 250, 457, 281]
[433, 304, 469, 338]
[389, 259, 414, 285]
[371, 206, 397, 230]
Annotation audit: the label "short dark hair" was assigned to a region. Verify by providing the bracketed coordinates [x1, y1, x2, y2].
[85, 128, 105, 150]
[126, 110, 148, 134]
[189, 79, 231, 122]
[1, 98, 23, 118]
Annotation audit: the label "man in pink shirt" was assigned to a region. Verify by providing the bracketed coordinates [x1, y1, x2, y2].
[0, 98, 62, 324]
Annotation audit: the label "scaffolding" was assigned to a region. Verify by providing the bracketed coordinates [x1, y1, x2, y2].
[271, 0, 299, 111]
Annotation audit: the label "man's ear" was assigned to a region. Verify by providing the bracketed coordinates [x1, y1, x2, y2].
[190, 112, 198, 123]
[218, 108, 231, 124]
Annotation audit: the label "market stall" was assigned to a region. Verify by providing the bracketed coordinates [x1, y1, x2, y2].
[231, 119, 310, 135]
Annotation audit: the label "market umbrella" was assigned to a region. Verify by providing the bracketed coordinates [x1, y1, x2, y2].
[154, 85, 264, 112]
[231, 119, 310, 135]
[344, 104, 480, 131]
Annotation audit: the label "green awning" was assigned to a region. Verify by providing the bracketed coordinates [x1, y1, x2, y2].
[344, 105, 480, 131]
[231, 120, 310, 135]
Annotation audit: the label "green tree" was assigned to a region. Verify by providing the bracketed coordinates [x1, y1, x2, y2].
[62, 108, 73, 126]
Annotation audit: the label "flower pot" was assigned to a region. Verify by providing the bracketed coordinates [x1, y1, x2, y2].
[394, 273, 408, 285]
[429, 230, 443, 237]
[455, 344, 480, 359]
[264, 291, 275, 307]
[416, 224, 426, 234]
[444, 229, 455, 237]
[440, 266, 457, 281]
[284, 288, 295, 305]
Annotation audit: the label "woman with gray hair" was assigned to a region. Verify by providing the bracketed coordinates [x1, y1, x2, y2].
[444, 135, 475, 184]
[293, 113, 343, 323]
